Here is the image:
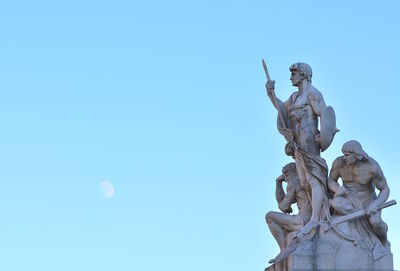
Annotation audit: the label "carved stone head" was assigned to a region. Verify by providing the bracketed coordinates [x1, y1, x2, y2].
[282, 162, 297, 180]
[289, 62, 312, 85]
[341, 140, 369, 164]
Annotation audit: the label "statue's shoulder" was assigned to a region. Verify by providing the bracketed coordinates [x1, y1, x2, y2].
[306, 85, 323, 100]
[366, 157, 383, 175]
[332, 156, 346, 169]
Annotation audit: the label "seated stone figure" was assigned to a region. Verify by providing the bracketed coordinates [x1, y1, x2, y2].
[328, 140, 390, 249]
[266, 163, 311, 252]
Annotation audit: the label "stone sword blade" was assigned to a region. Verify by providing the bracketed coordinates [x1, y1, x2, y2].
[322, 199, 397, 232]
[262, 58, 271, 81]
[262, 58, 288, 131]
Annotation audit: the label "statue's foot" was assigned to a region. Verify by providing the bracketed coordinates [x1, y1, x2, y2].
[298, 220, 317, 236]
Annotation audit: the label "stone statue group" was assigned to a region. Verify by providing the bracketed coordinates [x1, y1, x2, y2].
[263, 62, 395, 270]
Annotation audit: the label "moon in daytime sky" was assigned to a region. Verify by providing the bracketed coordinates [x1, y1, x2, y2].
[99, 181, 114, 199]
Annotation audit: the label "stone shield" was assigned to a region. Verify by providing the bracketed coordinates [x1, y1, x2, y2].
[320, 106, 338, 152]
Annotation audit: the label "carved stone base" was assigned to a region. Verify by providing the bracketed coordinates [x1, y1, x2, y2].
[265, 221, 394, 271]
[265, 251, 393, 271]
[265, 253, 393, 271]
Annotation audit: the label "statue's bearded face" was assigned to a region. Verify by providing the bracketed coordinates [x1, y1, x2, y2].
[282, 169, 295, 181]
[343, 151, 357, 164]
[290, 71, 302, 86]
[282, 170, 290, 181]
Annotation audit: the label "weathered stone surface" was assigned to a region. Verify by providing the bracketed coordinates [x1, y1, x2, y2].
[266, 233, 393, 270]
[266, 163, 311, 252]
[265, 62, 334, 234]
[262, 62, 395, 271]
[265, 191, 394, 270]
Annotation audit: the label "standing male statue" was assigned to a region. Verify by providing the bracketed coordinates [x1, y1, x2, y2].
[328, 140, 390, 249]
[266, 163, 311, 254]
[263, 61, 395, 270]
[265, 62, 337, 234]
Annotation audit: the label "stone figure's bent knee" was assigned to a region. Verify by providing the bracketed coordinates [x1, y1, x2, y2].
[265, 211, 304, 232]
[330, 196, 354, 215]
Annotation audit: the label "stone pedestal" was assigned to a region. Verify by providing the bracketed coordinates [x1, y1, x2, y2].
[265, 253, 393, 271]
[265, 222, 394, 271]
[262, 63, 395, 271]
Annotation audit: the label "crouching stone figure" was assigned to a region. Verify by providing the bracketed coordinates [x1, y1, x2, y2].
[266, 163, 312, 252]
[328, 140, 390, 249]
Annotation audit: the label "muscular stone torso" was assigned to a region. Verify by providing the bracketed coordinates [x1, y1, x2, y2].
[338, 159, 377, 207]
[287, 90, 320, 155]
[288, 178, 312, 223]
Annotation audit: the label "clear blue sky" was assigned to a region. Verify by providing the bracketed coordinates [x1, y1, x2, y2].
[0, 1, 399, 270]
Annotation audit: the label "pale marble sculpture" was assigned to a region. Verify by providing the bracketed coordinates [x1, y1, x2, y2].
[263, 61, 395, 271]
[328, 140, 390, 252]
[265, 62, 338, 236]
[266, 163, 311, 252]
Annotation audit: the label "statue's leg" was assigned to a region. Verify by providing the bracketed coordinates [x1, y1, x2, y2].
[330, 195, 354, 215]
[266, 212, 303, 251]
[309, 176, 325, 223]
[286, 219, 304, 247]
[295, 156, 312, 204]
[299, 175, 325, 235]
[368, 211, 389, 247]
[295, 159, 307, 189]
